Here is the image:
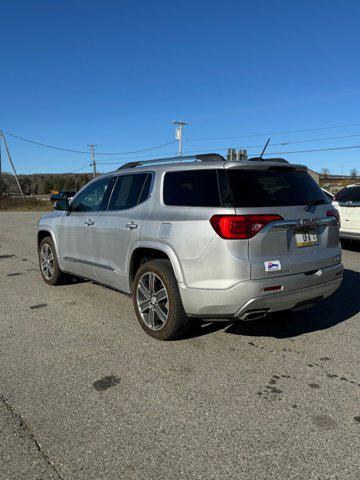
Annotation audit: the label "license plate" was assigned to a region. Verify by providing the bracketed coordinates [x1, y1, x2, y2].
[295, 228, 318, 247]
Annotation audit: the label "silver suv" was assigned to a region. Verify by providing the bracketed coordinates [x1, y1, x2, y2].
[38, 154, 343, 340]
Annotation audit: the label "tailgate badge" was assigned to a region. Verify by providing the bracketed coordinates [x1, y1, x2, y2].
[297, 218, 316, 227]
[265, 260, 282, 273]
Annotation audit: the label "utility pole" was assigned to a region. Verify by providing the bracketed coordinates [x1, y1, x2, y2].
[87, 144, 98, 178]
[0, 130, 24, 198]
[172, 121, 189, 157]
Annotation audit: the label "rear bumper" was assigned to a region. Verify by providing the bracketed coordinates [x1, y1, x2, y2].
[179, 263, 343, 318]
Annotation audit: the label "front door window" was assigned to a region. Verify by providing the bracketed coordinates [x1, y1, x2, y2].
[72, 177, 113, 212]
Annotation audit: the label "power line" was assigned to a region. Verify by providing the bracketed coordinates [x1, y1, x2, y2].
[256, 144, 360, 156]
[96, 151, 179, 165]
[192, 144, 360, 159]
[186, 122, 360, 142]
[67, 163, 92, 173]
[6, 121, 360, 156]
[4, 131, 177, 156]
[279, 133, 360, 146]
[181, 133, 360, 155]
[5, 132, 89, 153]
[4, 123, 360, 170]
[97, 143, 360, 166]
[95, 140, 177, 156]
[93, 133, 360, 162]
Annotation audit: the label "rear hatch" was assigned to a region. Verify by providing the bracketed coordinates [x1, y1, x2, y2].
[224, 164, 340, 280]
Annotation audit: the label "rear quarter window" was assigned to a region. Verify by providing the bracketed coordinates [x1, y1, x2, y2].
[225, 168, 329, 207]
[163, 170, 221, 207]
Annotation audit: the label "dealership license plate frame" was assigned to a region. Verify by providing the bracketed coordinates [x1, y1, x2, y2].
[294, 227, 318, 247]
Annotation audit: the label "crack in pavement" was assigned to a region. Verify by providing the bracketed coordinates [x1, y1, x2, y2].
[0, 393, 65, 480]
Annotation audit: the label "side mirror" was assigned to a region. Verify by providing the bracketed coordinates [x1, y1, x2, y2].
[54, 198, 70, 211]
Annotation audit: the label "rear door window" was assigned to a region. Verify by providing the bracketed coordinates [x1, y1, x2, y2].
[225, 168, 329, 207]
[108, 173, 151, 211]
[163, 170, 221, 207]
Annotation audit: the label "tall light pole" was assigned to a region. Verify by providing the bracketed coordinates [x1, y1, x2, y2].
[172, 121, 189, 157]
[87, 144, 98, 178]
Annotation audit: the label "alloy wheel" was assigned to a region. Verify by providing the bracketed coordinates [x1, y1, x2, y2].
[40, 243, 55, 280]
[136, 272, 169, 330]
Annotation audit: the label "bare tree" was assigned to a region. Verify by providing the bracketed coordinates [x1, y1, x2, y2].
[350, 168, 358, 178]
[321, 168, 330, 177]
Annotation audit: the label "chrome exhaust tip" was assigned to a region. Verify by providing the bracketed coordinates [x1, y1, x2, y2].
[239, 309, 269, 321]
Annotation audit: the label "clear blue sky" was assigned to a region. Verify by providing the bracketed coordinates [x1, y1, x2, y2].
[1, 0, 360, 175]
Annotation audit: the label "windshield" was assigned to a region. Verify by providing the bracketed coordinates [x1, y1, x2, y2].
[225, 168, 329, 207]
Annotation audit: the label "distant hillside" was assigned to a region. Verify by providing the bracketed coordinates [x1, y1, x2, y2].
[0, 172, 93, 196]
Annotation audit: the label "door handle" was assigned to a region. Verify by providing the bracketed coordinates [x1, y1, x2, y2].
[84, 219, 94, 226]
[125, 222, 139, 230]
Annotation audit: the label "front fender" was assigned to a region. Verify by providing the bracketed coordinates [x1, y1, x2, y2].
[37, 224, 61, 267]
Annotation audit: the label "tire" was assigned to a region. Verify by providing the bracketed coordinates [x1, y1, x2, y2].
[132, 259, 190, 340]
[38, 236, 64, 286]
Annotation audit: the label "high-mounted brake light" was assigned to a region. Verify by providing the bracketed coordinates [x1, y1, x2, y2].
[210, 214, 283, 239]
[327, 209, 340, 227]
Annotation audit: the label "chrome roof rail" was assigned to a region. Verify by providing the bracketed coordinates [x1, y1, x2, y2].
[117, 153, 225, 170]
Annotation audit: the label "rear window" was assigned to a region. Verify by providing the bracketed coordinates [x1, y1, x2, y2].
[335, 186, 360, 202]
[225, 169, 329, 207]
[163, 170, 221, 207]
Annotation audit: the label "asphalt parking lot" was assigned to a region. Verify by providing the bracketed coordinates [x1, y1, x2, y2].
[1, 211, 360, 480]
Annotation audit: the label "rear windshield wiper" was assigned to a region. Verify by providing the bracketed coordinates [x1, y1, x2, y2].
[304, 199, 326, 211]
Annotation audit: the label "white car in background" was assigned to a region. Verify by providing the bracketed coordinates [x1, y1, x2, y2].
[333, 185, 360, 241]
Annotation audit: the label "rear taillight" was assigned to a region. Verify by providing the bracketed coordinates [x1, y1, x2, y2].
[327, 209, 340, 226]
[210, 214, 283, 239]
